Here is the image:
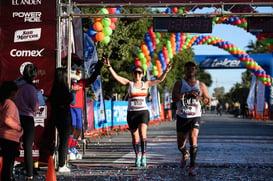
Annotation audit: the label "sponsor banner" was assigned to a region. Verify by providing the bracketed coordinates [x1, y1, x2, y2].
[0, 1, 56, 96]
[194, 54, 273, 70]
[93, 100, 153, 129]
[247, 74, 256, 111]
[164, 88, 171, 110]
[0, 22, 56, 96]
[257, 80, 265, 114]
[0, 0, 56, 161]
[146, 62, 160, 119]
[91, 76, 106, 129]
[73, 0, 271, 4]
[194, 55, 245, 69]
[0, 0, 56, 25]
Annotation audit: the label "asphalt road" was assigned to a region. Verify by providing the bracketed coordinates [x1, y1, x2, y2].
[15, 112, 273, 180]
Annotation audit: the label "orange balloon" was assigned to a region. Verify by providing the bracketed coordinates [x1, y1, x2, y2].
[155, 59, 161, 66]
[93, 22, 103, 31]
[94, 17, 103, 22]
[141, 44, 148, 51]
[145, 55, 151, 62]
[95, 32, 105, 41]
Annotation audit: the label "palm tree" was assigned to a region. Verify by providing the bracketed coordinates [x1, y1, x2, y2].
[246, 40, 271, 54]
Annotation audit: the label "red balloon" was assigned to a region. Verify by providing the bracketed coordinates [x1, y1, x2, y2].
[107, 8, 117, 14]
[135, 60, 142, 66]
[110, 17, 118, 23]
[109, 22, 116, 30]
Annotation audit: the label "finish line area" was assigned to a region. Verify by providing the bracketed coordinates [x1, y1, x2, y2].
[13, 112, 273, 180]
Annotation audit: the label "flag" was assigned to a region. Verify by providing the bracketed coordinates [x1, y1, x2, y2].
[73, 7, 84, 60]
[84, 33, 106, 126]
[147, 62, 160, 119]
[257, 80, 265, 114]
[247, 74, 256, 111]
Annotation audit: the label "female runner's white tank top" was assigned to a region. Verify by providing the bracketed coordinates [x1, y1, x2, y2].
[127, 81, 148, 111]
[177, 79, 202, 118]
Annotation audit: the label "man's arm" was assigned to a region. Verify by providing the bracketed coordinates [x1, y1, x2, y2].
[199, 81, 211, 105]
[172, 80, 182, 102]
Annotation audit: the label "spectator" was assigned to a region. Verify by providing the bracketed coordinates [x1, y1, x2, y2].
[0, 81, 23, 181]
[14, 63, 39, 180]
[49, 68, 74, 172]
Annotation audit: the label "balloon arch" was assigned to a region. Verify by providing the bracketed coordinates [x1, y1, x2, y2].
[86, 7, 273, 87]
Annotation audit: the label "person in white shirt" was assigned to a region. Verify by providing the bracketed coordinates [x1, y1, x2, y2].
[103, 57, 171, 167]
[172, 61, 210, 176]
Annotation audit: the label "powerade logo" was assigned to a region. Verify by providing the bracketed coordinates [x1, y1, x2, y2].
[12, 0, 41, 5]
[13, 12, 42, 22]
[14, 28, 41, 42]
[10, 48, 44, 57]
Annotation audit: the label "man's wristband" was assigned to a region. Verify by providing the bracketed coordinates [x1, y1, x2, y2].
[107, 66, 111, 69]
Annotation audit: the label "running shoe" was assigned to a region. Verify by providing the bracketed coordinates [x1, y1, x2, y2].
[69, 147, 82, 160]
[58, 165, 71, 173]
[72, 147, 83, 160]
[68, 148, 76, 160]
[141, 155, 147, 167]
[180, 150, 189, 168]
[135, 155, 141, 167]
[188, 167, 197, 176]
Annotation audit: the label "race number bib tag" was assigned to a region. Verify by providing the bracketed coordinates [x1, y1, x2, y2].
[182, 105, 197, 115]
[131, 98, 145, 107]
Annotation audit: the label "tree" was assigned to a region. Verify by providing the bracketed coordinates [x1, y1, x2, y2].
[246, 40, 271, 54]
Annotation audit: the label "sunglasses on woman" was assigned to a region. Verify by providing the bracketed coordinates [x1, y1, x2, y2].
[134, 70, 143, 75]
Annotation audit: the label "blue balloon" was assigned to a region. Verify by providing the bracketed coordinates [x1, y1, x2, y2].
[87, 25, 97, 37]
[147, 41, 153, 48]
[165, 8, 171, 14]
[115, 8, 121, 14]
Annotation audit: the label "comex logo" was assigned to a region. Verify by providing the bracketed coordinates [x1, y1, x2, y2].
[10, 48, 44, 57]
[13, 12, 42, 22]
[14, 28, 41, 42]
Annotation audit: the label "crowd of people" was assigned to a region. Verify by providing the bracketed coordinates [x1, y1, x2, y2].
[0, 59, 212, 180]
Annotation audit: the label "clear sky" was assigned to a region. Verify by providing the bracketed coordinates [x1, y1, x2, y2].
[192, 7, 272, 95]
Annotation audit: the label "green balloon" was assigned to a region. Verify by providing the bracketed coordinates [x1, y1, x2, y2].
[142, 64, 148, 70]
[102, 36, 110, 44]
[242, 22, 247, 28]
[99, 8, 109, 14]
[153, 70, 158, 76]
[138, 52, 145, 59]
[178, 8, 184, 14]
[102, 18, 111, 27]
[140, 57, 147, 64]
[155, 32, 161, 38]
[102, 27, 113, 36]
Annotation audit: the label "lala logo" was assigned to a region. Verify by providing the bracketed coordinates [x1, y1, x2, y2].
[14, 28, 41, 42]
